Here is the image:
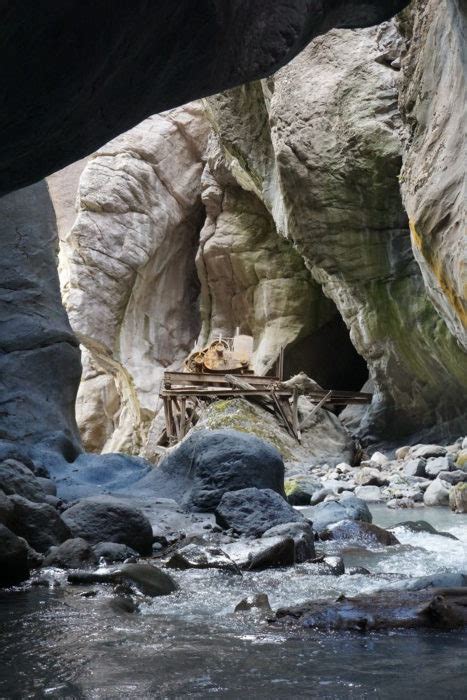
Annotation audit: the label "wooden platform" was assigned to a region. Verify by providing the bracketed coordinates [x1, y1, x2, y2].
[160, 371, 372, 444]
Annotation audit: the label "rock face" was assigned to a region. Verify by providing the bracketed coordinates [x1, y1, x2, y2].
[60, 105, 209, 454]
[0, 1, 410, 195]
[398, 0, 466, 348]
[61, 497, 154, 555]
[0, 182, 82, 465]
[56, 4, 466, 453]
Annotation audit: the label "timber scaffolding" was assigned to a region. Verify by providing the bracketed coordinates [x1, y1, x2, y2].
[160, 363, 372, 445]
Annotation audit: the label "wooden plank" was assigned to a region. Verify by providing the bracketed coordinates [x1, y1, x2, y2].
[179, 397, 187, 439]
[160, 387, 371, 404]
[163, 371, 280, 387]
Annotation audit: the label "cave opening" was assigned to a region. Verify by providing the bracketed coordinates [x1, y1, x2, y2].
[283, 312, 369, 392]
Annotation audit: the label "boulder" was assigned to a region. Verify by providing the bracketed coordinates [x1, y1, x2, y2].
[216, 487, 303, 537]
[0, 524, 30, 585]
[118, 563, 178, 596]
[43, 537, 97, 569]
[223, 536, 296, 570]
[68, 563, 178, 596]
[0, 460, 47, 503]
[235, 593, 271, 613]
[449, 483, 467, 514]
[308, 497, 372, 534]
[154, 429, 285, 512]
[93, 542, 139, 563]
[404, 458, 426, 478]
[388, 520, 458, 540]
[320, 520, 399, 546]
[62, 497, 153, 555]
[438, 470, 467, 485]
[456, 449, 467, 467]
[8, 495, 71, 553]
[425, 456, 454, 478]
[354, 485, 383, 502]
[423, 478, 451, 506]
[410, 445, 447, 459]
[166, 543, 240, 573]
[369, 452, 389, 466]
[262, 521, 316, 562]
[19, 538, 44, 568]
[285, 476, 322, 506]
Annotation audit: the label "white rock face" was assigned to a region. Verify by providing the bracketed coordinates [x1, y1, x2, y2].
[60, 103, 210, 452]
[399, 0, 466, 348]
[53, 3, 466, 455]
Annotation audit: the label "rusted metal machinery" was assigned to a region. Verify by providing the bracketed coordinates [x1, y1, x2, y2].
[184, 335, 255, 374]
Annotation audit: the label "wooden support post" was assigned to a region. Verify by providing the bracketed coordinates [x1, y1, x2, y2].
[179, 398, 187, 439]
[292, 387, 301, 442]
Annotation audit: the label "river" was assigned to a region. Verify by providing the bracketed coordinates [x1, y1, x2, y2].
[1, 506, 466, 699]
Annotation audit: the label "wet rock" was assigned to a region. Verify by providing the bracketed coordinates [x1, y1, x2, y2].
[152, 430, 285, 512]
[165, 543, 240, 573]
[347, 567, 371, 576]
[456, 449, 467, 467]
[216, 487, 303, 537]
[68, 563, 178, 596]
[309, 497, 372, 535]
[389, 520, 458, 540]
[402, 573, 467, 590]
[449, 483, 467, 514]
[425, 456, 454, 478]
[235, 593, 271, 613]
[19, 539, 44, 568]
[0, 460, 47, 503]
[423, 478, 451, 506]
[61, 496, 153, 555]
[395, 446, 411, 460]
[262, 521, 316, 563]
[404, 458, 426, 478]
[0, 524, 30, 585]
[410, 445, 447, 460]
[43, 538, 97, 569]
[272, 590, 467, 631]
[108, 595, 139, 614]
[369, 451, 389, 466]
[93, 542, 139, 563]
[320, 520, 399, 546]
[285, 476, 322, 506]
[320, 555, 345, 576]
[7, 495, 71, 553]
[0, 490, 13, 525]
[119, 563, 178, 596]
[310, 488, 336, 505]
[387, 497, 419, 509]
[222, 536, 296, 570]
[354, 485, 382, 502]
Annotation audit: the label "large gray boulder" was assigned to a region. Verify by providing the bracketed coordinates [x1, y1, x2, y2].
[0, 524, 30, 585]
[7, 495, 71, 553]
[153, 430, 285, 512]
[216, 487, 303, 537]
[62, 497, 153, 555]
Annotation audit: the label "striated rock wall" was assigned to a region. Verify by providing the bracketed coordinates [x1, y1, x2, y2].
[398, 0, 466, 349]
[204, 23, 467, 442]
[54, 3, 466, 453]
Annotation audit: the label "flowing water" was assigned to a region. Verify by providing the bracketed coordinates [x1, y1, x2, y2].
[1, 507, 466, 699]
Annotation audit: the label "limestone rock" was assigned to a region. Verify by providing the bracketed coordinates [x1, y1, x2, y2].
[0, 460, 47, 503]
[449, 483, 467, 514]
[423, 478, 451, 507]
[398, 0, 467, 348]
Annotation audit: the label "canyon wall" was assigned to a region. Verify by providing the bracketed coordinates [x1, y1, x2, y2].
[53, 1, 466, 453]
